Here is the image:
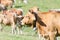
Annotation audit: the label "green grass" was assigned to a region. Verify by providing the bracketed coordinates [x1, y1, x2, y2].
[0, 0, 60, 40]
[0, 26, 39, 40]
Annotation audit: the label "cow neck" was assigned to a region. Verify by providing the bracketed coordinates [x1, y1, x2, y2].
[33, 12, 46, 27]
[32, 12, 37, 28]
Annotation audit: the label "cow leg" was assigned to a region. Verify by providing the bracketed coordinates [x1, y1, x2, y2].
[11, 27, 14, 34]
[20, 28, 23, 34]
[38, 29, 49, 40]
[0, 23, 3, 31]
[38, 33, 46, 40]
[17, 26, 22, 34]
[43, 35, 50, 40]
[11, 24, 17, 34]
[11, 27, 16, 34]
[38, 30, 43, 40]
[49, 32, 56, 40]
[17, 27, 20, 34]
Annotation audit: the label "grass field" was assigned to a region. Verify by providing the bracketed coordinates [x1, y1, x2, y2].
[0, 0, 60, 40]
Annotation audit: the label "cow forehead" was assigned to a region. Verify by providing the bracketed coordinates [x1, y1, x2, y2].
[25, 14, 34, 18]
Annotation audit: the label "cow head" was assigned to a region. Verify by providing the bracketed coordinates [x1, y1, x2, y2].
[21, 7, 39, 30]
[21, 12, 36, 25]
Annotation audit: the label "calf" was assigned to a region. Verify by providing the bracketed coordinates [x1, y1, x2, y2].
[1, 9, 23, 34]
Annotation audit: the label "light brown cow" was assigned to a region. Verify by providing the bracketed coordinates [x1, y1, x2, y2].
[1, 9, 23, 34]
[29, 11, 60, 40]
[2, 12, 17, 34]
[0, 0, 14, 9]
[21, 8, 60, 40]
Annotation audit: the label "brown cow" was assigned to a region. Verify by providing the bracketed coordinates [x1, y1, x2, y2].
[29, 11, 60, 40]
[21, 8, 60, 40]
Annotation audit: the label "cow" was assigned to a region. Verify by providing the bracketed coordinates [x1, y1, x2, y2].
[0, 8, 23, 34]
[2, 12, 17, 34]
[21, 7, 60, 40]
[0, 0, 14, 10]
[28, 10, 60, 40]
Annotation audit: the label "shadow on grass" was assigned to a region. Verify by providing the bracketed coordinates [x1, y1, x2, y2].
[15, 6, 23, 8]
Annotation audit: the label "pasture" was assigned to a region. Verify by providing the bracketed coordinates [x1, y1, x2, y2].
[0, 0, 60, 40]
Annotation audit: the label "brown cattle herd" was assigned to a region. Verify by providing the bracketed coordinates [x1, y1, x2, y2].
[0, 0, 60, 40]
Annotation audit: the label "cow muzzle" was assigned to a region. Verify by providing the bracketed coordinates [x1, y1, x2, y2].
[20, 21, 24, 25]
